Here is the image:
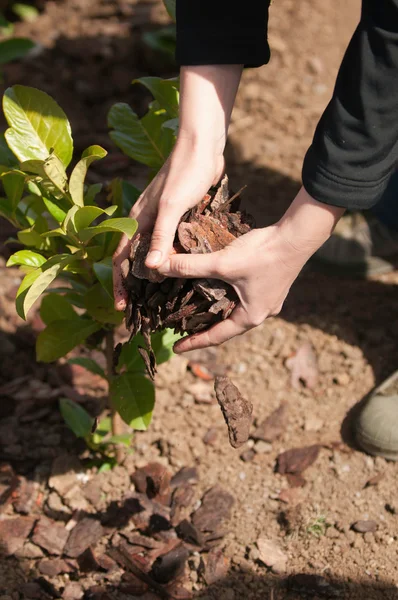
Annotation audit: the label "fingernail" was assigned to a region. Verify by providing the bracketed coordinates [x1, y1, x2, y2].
[146, 250, 162, 267]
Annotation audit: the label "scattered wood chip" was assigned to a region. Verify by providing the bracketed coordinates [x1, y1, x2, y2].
[151, 543, 189, 584]
[214, 376, 253, 448]
[175, 519, 204, 546]
[285, 342, 318, 389]
[277, 445, 321, 475]
[256, 538, 287, 574]
[64, 518, 103, 558]
[204, 549, 230, 584]
[0, 515, 36, 556]
[252, 403, 287, 442]
[286, 473, 307, 488]
[132, 463, 172, 505]
[32, 516, 69, 556]
[38, 558, 77, 577]
[364, 473, 384, 488]
[170, 467, 199, 489]
[192, 486, 234, 533]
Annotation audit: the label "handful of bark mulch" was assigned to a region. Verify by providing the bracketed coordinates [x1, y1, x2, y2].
[121, 176, 254, 377]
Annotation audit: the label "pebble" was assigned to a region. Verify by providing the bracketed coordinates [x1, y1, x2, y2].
[352, 520, 378, 533]
[254, 441, 273, 454]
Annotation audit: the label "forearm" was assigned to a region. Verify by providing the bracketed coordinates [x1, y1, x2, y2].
[176, 65, 243, 156]
[277, 187, 345, 259]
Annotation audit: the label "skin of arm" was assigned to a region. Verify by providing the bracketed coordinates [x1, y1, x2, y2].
[113, 64, 345, 350]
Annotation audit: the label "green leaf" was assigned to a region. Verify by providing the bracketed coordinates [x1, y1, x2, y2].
[164, 0, 176, 21]
[0, 197, 17, 225]
[83, 283, 123, 325]
[6, 250, 46, 268]
[3, 85, 73, 167]
[85, 183, 102, 205]
[72, 205, 117, 232]
[16, 254, 77, 320]
[106, 433, 133, 447]
[69, 145, 107, 207]
[110, 373, 155, 431]
[0, 38, 35, 65]
[78, 216, 137, 242]
[0, 14, 14, 36]
[108, 103, 174, 170]
[152, 329, 182, 365]
[2, 172, 25, 210]
[110, 178, 141, 217]
[162, 118, 179, 135]
[68, 357, 106, 380]
[118, 335, 146, 373]
[36, 317, 101, 362]
[43, 153, 68, 194]
[12, 3, 39, 22]
[134, 77, 179, 119]
[143, 27, 176, 57]
[40, 293, 78, 325]
[93, 257, 113, 300]
[43, 197, 67, 223]
[98, 462, 114, 473]
[59, 398, 94, 438]
[17, 226, 45, 248]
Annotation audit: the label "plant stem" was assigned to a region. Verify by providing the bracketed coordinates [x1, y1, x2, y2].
[105, 329, 124, 463]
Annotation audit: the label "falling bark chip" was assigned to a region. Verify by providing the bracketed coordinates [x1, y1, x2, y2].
[214, 376, 253, 448]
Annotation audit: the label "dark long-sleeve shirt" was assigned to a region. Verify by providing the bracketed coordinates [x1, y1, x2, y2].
[176, 0, 398, 211]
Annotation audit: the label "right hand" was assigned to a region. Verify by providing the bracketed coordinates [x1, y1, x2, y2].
[112, 139, 225, 311]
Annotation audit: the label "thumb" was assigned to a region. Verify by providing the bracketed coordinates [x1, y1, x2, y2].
[157, 251, 223, 279]
[145, 205, 181, 268]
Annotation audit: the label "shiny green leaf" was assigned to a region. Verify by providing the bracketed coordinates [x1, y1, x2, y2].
[78, 216, 137, 242]
[6, 250, 46, 268]
[36, 318, 101, 362]
[110, 373, 155, 430]
[43, 197, 67, 223]
[59, 398, 94, 438]
[43, 153, 68, 194]
[69, 145, 107, 207]
[72, 205, 117, 232]
[85, 183, 102, 205]
[12, 3, 39, 22]
[2, 171, 25, 209]
[108, 103, 174, 170]
[3, 85, 73, 167]
[83, 283, 123, 325]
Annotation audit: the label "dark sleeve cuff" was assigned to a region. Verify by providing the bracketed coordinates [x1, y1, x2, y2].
[302, 145, 395, 211]
[176, 29, 270, 68]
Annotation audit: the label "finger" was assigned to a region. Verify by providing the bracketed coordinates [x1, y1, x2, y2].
[157, 251, 223, 279]
[145, 205, 182, 269]
[112, 234, 130, 311]
[174, 305, 249, 353]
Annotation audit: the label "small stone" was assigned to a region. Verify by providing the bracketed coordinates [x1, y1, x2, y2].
[256, 538, 287, 574]
[254, 441, 273, 454]
[189, 382, 214, 404]
[352, 520, 378, 533]
[304, 417, 324, 432]
[240, 449, 255, 462]
[203, 428, 218, 445]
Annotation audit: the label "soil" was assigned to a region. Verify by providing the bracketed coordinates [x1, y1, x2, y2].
[1, 0, 398, 599]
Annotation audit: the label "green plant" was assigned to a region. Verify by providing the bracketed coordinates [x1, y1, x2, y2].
[306, 514, 328, 538]
[143, 0, 176, 61]
[0, 84, 180, 462]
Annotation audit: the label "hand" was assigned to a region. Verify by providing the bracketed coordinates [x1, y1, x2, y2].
[112, 141, 225, 310]
[157, 187, 345, 353]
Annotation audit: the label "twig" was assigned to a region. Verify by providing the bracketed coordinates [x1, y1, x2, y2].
[217, 185, 247, 212]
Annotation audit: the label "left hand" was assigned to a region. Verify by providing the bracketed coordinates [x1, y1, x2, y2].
[156, 186, 345, 353]
[157, 225, 310, 353]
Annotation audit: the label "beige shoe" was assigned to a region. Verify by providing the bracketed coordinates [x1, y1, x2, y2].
[356, 370, 398, 461]
[312, 213, 398, 277]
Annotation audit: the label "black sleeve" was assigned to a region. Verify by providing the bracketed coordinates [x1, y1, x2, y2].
[175, 0, 271, 68]
[302, 0, 398, 210]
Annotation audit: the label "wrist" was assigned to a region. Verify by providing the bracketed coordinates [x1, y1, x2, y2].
[276, 186, 345, 257]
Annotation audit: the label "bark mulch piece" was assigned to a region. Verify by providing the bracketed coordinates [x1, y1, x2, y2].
[251, 403, 287, 442]
[151, 543, 189, 584]
[192, 485, 235, 534]
[170, 467, 199, 489]
[277, 445, 321, 475]
[203, 548, 230, 585]
[285, 342, 319, 390]
[64, 517, 104, 558]
[123, 176, 253, 368]
[38, 558, 77, 577]
[175, 519, 204, 547]
[32, 516, 70, 556]
[214, 376, 253, 448]
[170, 485, 196, 526]
[0, 515, 36, 556]
[13, 476, 39, 515]
[132, 462, 172, 505]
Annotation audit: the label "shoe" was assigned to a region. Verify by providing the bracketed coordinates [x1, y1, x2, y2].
[312, 212, 398, 277]
[356, 370, 398, 461]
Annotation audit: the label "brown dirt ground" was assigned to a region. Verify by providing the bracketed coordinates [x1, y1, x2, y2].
[1, 0, 398, 599]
